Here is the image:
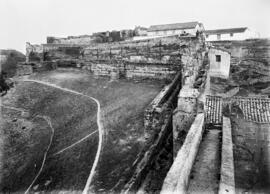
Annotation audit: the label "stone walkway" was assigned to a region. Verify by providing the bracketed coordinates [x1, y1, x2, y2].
[187, 129, 221, 194]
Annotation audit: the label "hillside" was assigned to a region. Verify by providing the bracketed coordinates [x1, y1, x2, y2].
[1, 69, 164, 193]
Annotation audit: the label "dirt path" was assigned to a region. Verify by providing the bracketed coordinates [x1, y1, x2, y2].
[22, 79, 104, 194]
[24, 116, 54, 194]
[53, 130, 98, 156]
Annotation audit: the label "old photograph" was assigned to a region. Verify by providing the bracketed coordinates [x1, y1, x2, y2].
[0, 0, 270, 193]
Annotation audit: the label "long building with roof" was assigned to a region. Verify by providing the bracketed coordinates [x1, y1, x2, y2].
[205, 27, 259, 41]
[147, 21, 204, 37]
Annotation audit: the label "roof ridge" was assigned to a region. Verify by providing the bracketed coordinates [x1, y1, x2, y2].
[149, 21, 199, 27]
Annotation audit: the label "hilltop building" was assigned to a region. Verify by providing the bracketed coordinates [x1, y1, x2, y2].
[205, 27, 259, 41]
[147, 21, 204, 37]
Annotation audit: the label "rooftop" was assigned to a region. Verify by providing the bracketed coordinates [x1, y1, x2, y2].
[148, 21, 199, 32]
[205, 27, 248, 35]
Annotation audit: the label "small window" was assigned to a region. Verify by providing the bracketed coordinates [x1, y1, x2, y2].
[230, 33, 234, 37]
[216, 55, 221, 62]
[217, 34, 221, 40]
[206, 34, 209, 38]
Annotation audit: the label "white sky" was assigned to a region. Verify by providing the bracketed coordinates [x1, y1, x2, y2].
[1, 0, 270, 53]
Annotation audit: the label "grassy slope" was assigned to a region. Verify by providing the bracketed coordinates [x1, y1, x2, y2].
[230, 116, 270, 193]
[29, 69, 165, 191]
[0, 108, 51, 193]
[1, 81, 98, 192]
[1, 69, 164, 192]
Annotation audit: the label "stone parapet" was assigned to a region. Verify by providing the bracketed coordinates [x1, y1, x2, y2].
[161, 113, 205, 194]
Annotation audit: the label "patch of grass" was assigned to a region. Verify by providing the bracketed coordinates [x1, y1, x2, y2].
[29, 69, 165, 191]
[2, 69, 164, 192]
[0, 110, 51, 192]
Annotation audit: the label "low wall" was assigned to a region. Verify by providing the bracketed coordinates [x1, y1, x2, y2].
[219, 117, 235, 194]
[121, 72, 182, 193]
[161, 113, 205, 194]
[172, 86, 200, 156]
[122, 115, 173, 193]
[144, 71, 182, 140]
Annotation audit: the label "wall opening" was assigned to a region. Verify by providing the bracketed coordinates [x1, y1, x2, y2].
[216, 55, 221, 62]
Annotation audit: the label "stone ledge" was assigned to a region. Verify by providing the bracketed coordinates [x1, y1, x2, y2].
[161, 113, 204, 194]
[219, 117, 235, 194]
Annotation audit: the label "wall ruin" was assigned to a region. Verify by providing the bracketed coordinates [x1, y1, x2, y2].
[26, 35, 206, 80]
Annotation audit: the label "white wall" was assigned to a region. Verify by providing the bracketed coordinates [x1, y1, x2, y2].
[147, 24, 199, 37]
[209, 48, 231, 79]
[206, 29, 258, 41]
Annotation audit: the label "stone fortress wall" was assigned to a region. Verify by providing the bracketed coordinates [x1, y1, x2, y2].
[26, 34, 206, 82]
[23, 34, 209, 193]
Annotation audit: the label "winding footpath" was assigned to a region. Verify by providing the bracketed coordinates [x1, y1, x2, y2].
[24, 116, 55, 194]
[22, 79, 103, 194]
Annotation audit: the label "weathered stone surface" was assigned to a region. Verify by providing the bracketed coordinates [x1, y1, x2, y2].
[161, 114, 205, 194]
[123, 116, 173, 193]
[26, 35, 206, 80]
[144, 72, 182, 140]
[173, 86, 199, 155]
[219, 117, 235, 194]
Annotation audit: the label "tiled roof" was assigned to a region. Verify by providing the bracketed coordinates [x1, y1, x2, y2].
[148, 21, 199, 32]
[205, 27, 248, 35]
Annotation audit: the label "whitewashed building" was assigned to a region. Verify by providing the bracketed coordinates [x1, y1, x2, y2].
[205, 27, 258, 41]
[147, 21, 204, 37]
[208, 48, 231, 79]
